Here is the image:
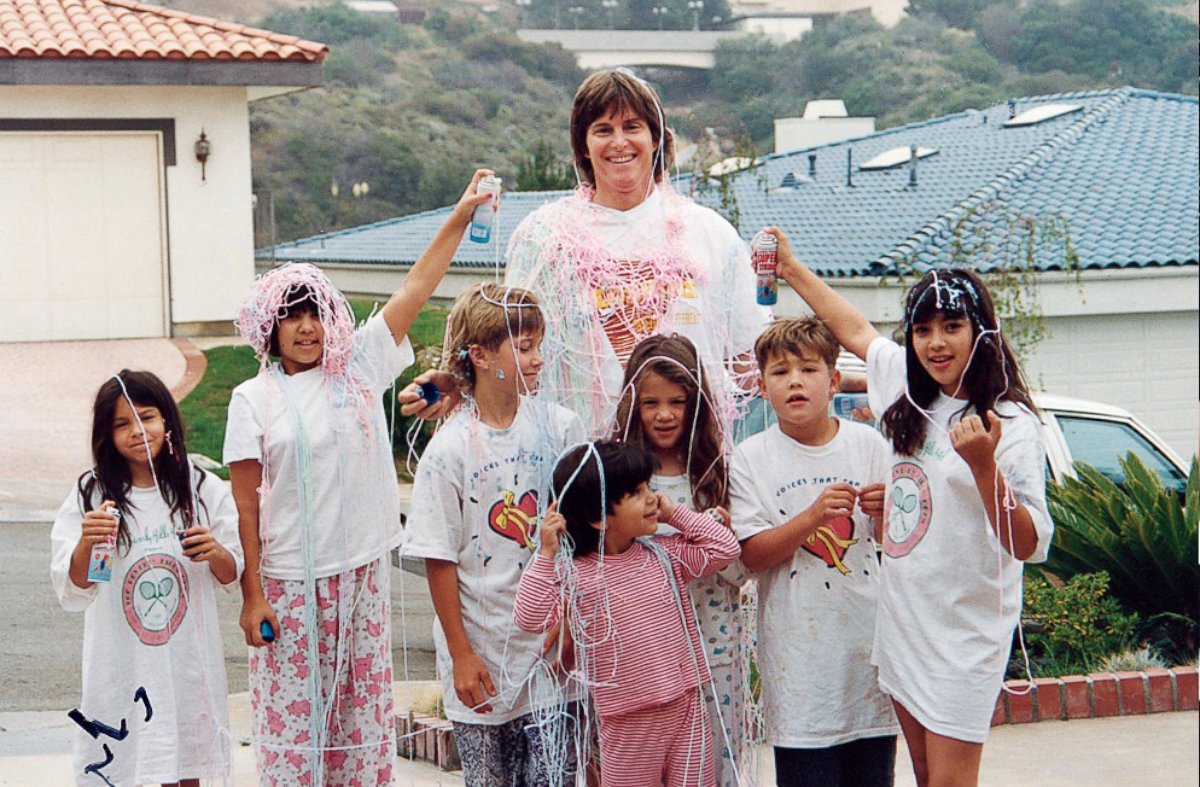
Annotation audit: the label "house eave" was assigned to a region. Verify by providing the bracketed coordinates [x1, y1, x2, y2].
[0, 59, 323, 88]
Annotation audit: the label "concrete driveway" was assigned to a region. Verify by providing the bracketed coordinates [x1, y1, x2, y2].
[0, 338, 201, 522]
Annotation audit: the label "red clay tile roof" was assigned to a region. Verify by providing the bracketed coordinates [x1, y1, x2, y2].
[0, 0, 328, 61]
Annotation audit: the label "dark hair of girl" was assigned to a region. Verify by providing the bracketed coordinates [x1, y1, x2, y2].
[553, 441, 657, 558]
[611, 334, 728, 510]
[76, 370, 208, 552]
[880, 269, 1036, 456]
[267, 283, 320, 357]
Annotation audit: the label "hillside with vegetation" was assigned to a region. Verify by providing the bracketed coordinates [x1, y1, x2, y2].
[181, 0, 1198, 243]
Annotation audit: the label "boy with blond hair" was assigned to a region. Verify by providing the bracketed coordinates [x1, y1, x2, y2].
[402, 283, 585, 785]
[731, 317, 899, 786]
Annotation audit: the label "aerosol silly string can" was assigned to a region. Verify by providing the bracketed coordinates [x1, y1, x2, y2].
[86, 506, 120, 583]
[752, 231, 778, 306]
[469, 175, 502, 244]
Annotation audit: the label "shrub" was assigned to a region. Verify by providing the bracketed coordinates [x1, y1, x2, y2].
[1045, 453, 1199, 660]
[1098, 645, 1168, 673]
[1012, 571, 1139, 678]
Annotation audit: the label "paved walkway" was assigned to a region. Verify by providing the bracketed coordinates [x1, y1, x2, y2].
[1, 701, 1195, 785]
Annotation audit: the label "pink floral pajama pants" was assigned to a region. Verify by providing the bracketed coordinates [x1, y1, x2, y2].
[250, 558, 394, 787]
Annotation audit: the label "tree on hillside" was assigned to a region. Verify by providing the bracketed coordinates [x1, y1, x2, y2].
[1000, 0, 1197, 93]
[515, 141, 576, 191]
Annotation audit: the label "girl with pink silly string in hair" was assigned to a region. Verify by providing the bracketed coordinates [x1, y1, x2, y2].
[223, 171, 493, 786]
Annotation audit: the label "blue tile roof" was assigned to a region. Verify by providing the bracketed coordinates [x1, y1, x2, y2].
[260, 87, 1199, 277]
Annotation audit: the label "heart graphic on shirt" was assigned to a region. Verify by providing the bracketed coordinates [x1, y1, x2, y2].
[488, 490, 539, 551]
[802, 516, 858, 575]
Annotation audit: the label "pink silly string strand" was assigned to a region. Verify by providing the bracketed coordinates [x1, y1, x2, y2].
[235, 261, 376, 438]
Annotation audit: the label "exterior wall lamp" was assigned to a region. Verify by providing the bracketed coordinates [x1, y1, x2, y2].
[195, 130, 212, 181]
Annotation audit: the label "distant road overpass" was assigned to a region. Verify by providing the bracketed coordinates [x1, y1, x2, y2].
[516, 29, 749, 70]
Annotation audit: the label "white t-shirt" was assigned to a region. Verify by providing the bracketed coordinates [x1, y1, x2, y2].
[50, 471, 243, 786]
[223, 315, 414, 579]
[866, 336, 1053, 742]
[651, 474, 746, 669]
[730, 422, 899, 747]
[402, 397, 585, 724]
[505, 186, 770, 436]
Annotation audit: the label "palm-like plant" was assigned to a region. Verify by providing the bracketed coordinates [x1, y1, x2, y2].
[1043, 453, 1199, 659]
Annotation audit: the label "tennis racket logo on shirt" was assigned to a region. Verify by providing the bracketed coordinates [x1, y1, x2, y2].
[488, 490, 539, 551]
[885, 462, 932, 558]
[802, 517, 857, 575]
[121, 553, 189, 646]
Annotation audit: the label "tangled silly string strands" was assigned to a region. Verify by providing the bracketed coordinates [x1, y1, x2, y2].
[236, 262, 374, 429]
[892, 271, 1035, 692]
[531, 443, 740, 786]
[235, 263, 401, 785]
[614, 352, 730, 505]
[505, 182, 751, 439]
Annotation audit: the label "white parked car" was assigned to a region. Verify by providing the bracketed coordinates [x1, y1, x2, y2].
[1035, 393, 1189, 496]
[832, 352, 1190, 495]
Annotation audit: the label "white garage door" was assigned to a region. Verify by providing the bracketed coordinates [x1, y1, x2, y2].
[0, 132, 167, 341]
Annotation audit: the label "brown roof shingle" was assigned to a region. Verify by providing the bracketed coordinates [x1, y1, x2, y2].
[0, 0, 328, 61]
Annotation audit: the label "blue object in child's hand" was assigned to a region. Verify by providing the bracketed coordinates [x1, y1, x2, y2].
[260, 620, 276, 643]
[418, 381, 441, 405]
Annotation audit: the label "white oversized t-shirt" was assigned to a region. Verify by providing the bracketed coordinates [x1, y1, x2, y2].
[866, 336, 1053, 742]
[505, 187, 770, 436]
[730, 421, 899, 747]
[223, 315, 414, 579]
[402, 397, 584, 724]
[50, 471, 243, 786]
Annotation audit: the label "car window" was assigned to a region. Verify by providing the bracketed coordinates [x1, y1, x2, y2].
[1055, 415, 1188, 495]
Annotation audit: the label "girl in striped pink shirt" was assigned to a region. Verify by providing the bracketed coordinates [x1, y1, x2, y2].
[514, 440, 740, 787]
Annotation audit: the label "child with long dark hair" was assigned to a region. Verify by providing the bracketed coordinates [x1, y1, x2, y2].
[611, 333, 748, 786]
[51, 370, 242, 787]
[767, 227, 1052, 786]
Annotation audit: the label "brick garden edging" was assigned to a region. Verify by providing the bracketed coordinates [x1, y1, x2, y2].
[991, 666, 1199, 725]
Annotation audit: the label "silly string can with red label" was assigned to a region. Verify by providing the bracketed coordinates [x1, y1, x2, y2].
[752, 231, 778, 306]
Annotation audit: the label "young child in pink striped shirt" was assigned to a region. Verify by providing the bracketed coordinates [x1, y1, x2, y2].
[514, 440, 740, 787]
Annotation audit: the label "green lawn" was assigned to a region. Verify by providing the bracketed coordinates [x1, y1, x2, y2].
[180, 300, 449, 479]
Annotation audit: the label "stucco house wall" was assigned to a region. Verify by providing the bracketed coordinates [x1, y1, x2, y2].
[3, 85, 254, 336]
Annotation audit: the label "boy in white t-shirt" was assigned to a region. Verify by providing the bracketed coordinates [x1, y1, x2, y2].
[402, 284, 585, 785]
[731, 318, 899, 787]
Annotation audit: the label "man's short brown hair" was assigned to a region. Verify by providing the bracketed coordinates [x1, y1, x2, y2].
[569, 69, 675, 187]
[754, 317, 841, 372]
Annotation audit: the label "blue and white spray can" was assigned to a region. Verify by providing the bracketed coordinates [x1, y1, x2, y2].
[469, 175, 502, 244]
[86, 505, 120, 583]
[752, 231, 778, 306]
